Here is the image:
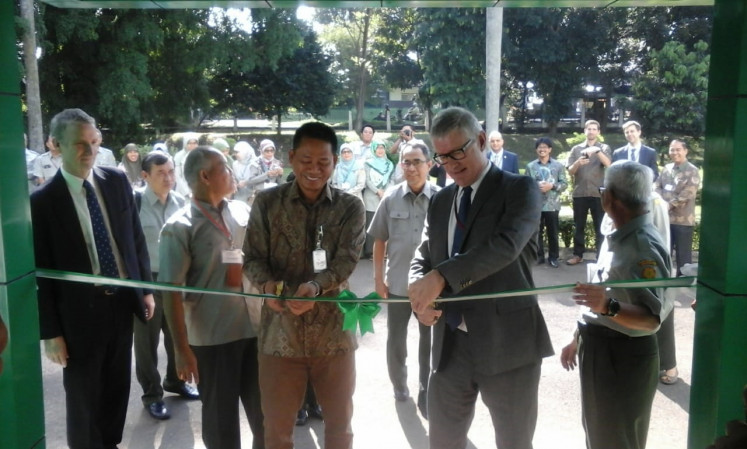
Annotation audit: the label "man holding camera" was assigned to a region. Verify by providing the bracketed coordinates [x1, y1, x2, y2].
[566, 120, 611, 265]
[389, 125, 416, 184]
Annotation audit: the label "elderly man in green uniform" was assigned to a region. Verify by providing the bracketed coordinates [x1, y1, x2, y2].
[561, 160, 673, 449]
[245, 122, 365, 449]
[160, 146, 264, 449]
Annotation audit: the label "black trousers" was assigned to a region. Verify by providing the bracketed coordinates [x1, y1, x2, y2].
[63, 290, 133, 449]
[670, 224, 694, 276]
[538, 210, 560, 261]
[191, 338, 264, 449]
[578, 324, 658, 449]
[572, 197, 605, 258]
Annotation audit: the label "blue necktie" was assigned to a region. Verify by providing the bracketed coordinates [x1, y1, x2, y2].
[447, 186, 472, 330]
[452, 186, 472, 257]
[83, 180, 119, 278]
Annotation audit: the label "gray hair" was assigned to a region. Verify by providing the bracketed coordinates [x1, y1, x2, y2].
[184, 146, 223, 187]
[604, 160, 653, 211]
[50, 109, 96, 142]
[430, 107, 482, 141]
[488, 130, 503, 141]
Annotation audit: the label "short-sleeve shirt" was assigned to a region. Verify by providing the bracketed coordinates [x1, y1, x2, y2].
[567, 143, 612, 197]
[158, 199, 255, 346]
[367, 181, 440, 296]
[244, 182, 366, 357]
[137, 186, 185, 273]
[582, 213, 673, 337]
[33, 152, 62, 181]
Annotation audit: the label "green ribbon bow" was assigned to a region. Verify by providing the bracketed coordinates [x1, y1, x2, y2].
[337, 290, 381, 335]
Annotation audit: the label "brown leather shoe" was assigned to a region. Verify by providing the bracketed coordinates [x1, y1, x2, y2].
[566, 255, 583, 265]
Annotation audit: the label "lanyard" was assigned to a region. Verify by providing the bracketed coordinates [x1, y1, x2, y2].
[193, 199, 233, 247]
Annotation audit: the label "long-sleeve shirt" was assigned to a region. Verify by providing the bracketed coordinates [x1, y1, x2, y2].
[244, 182, 365, 357]
[655, 161, 700, 226]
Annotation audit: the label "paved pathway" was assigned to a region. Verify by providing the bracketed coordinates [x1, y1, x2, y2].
[41, 256, 695, 448]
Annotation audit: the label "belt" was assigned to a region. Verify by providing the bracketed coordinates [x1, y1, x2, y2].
[94, 285, 118, 296]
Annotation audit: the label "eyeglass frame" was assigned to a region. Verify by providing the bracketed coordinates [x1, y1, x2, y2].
[401, 159, 428, 168]
[433, 138, 474, 164]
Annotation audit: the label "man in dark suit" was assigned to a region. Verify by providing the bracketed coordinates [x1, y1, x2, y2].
[31, 108, 155, 449]
[486, 130, 519, 174]
[612, 120, 659, 180]
[409, 107, 554, 449]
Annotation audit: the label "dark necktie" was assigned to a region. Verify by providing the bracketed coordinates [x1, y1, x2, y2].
[451, 186, 472, 257]
[83, 180, 119, 278]
[447, 186, 472, 330]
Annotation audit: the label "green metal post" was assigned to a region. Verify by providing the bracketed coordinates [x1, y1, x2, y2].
[0, 1, 46, 448]
[688, 1, 747, 448]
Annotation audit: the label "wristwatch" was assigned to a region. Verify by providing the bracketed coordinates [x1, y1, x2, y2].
[600, 298, 620, 317]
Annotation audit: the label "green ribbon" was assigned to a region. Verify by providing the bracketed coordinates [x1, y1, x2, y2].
[336, 290, 382, 335]
[34, 269, 697, 336]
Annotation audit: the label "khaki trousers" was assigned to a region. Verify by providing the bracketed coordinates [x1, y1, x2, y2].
[259, 351, 356, 449]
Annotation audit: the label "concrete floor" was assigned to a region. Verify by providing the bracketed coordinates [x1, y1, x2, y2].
[41, 256, 695, 448]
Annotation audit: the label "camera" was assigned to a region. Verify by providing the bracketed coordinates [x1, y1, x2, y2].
[404, 129, 411, 137]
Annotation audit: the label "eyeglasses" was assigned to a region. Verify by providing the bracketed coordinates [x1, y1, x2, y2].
[598, 186, 607, 195]
[401, 159, 427, 168]
[433, 139, 473, 164]
[341, 150, 353, 154]
[263, 148, 276, 153]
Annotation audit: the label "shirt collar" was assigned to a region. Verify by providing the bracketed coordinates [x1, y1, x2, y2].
[61, 166, 95, 193]
[608, 213, 651, 247]
[289, 179, 333, 206]
[465, 159, 491, 194]
[403, 181, 436, 199]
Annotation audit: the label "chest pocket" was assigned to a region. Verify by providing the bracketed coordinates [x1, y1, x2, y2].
[390, 209, 411, 236]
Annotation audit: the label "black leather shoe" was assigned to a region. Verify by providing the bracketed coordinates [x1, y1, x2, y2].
[307, 404, 323, 420]
[549, 259, 559, 268]
[295, 408, 309, 426]
[164, 382, 199, 400]
[394, 387, 410, 402]
[147, 401, 170, 420]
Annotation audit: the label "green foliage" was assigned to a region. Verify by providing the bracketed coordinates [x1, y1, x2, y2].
[210, 25, 337, 125]
[414, 9, 486, 111]
[630, 40, 710, 136]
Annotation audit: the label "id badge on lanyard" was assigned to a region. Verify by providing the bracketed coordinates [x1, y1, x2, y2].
[313, 225, 327, 273]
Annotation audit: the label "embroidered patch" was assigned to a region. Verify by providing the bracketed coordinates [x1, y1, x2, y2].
[638, 260, 658, 279]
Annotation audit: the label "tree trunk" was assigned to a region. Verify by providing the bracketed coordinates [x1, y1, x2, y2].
[20, 0, 43, 152]
[354, 10, 372, 133]
[276, 112, 282, 139]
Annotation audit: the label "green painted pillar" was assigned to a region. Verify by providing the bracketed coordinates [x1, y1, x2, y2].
[688, 1, 747, 448]
[0, 1, 46, 448]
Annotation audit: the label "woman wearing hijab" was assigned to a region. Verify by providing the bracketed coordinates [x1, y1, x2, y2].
[246, 139, 284, 205]
[233, 141, 257, 203]
[362, 141, 394, 258]
[331, 143, 365, 201]
[118, 143, 144, 188]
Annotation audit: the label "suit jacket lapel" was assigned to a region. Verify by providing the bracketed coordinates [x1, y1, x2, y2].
[464, 165, 501, 231]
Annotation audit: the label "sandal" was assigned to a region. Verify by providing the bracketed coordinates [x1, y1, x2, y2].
[660, 368, 679, 385]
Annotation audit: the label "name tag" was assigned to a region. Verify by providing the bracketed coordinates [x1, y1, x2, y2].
[222, 248, 243, 264]
[313, 249, 327, 272]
